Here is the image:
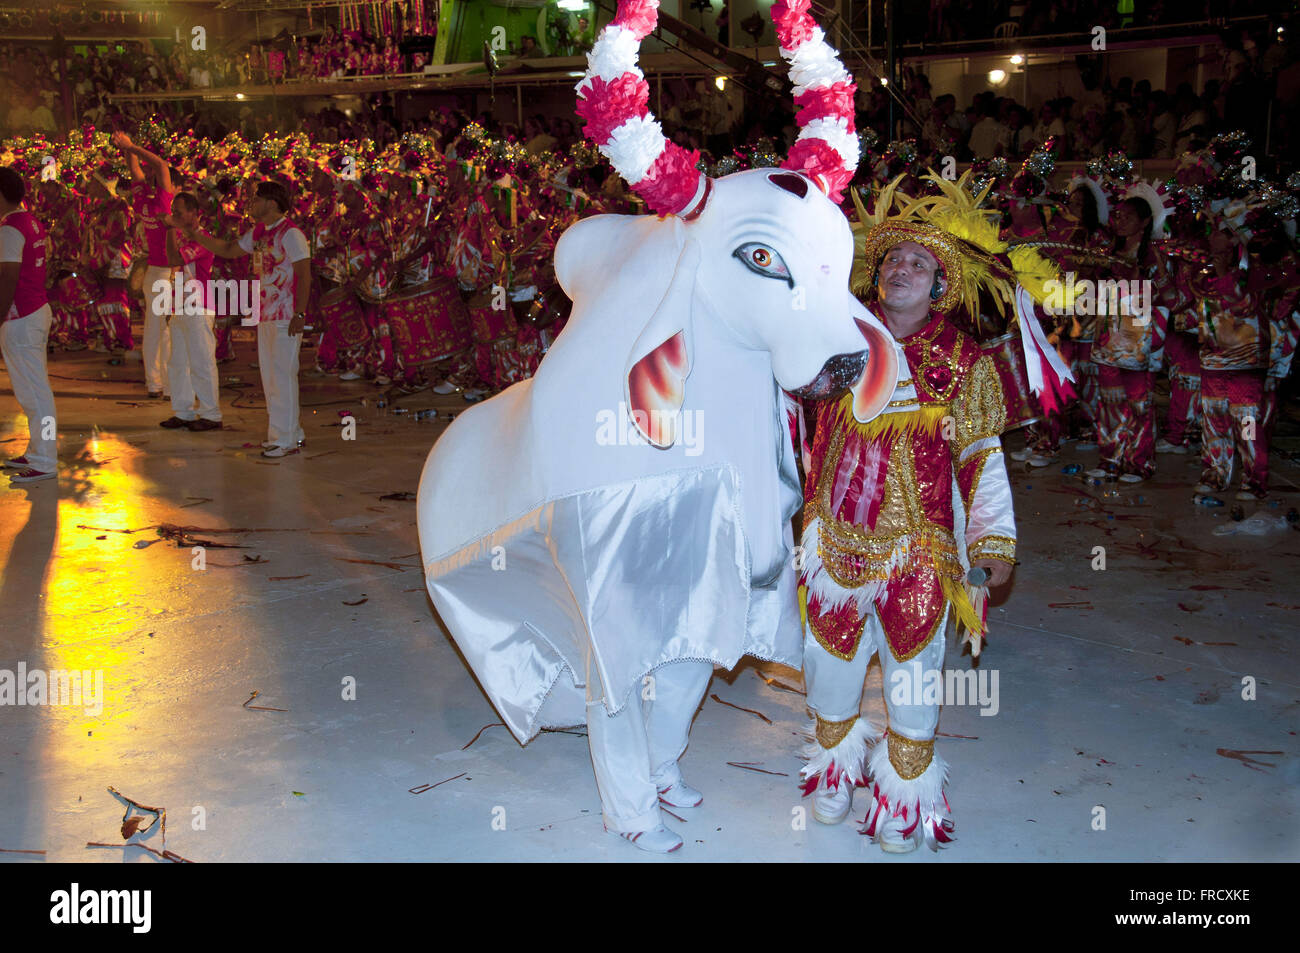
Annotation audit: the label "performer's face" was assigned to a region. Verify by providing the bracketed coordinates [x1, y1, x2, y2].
[877, 241, 940, 311]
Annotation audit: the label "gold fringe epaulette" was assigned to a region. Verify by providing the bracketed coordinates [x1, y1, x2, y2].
[827, 392, 948, 444]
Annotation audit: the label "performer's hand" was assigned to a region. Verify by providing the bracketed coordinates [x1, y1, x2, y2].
[973, 558, 1012, 588]
[288, 314, 306, 337]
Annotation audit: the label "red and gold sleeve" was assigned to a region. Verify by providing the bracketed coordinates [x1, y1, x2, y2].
[952, 354, 1016, 564]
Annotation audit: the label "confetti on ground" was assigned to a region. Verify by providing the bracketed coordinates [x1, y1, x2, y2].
[243, 690, 288, 712]
[462, 722, 506, 750]
[409, 773, 467, 794]
[710, 694, 772, 724]
[725, 762, 788, 777]
[1215, 749, 1282, 772]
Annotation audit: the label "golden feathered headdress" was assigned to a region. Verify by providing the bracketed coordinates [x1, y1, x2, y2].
[850, 170, 1062, 322]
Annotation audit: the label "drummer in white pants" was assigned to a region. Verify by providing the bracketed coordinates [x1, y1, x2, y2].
[114, 131, 175, 398]
[177, 180, 311, 457]
[158, 192, 222, 431]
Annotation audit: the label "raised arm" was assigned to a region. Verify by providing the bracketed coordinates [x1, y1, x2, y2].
[114, 131, 173, 194]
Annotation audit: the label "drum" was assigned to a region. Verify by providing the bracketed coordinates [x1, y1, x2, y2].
[316, 287, 370, 371]
[980, 332, 1040, 432]
[382, 280, 472, 376]
[50, 272, 100, 343]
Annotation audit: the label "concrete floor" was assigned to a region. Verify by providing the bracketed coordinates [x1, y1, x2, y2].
[1, 337, 1297, 863]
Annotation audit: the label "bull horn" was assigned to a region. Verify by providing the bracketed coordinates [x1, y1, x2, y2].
[575, 0, 705, 217]
[772, 0, 861, 203]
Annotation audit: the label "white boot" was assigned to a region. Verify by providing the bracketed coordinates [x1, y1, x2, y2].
[811, 775, 854, 825]
[800, 714, 875, 826]
[862, 730, 954, 853]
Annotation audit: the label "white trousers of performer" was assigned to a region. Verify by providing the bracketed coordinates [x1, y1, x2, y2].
[803, 608, 949, 744]
[143, 265, 173, 394]
[257, 320, 304, 449]
[0, 304, 57, 473]
[167, 311, 222, 422]
[585, 657, 713, 834]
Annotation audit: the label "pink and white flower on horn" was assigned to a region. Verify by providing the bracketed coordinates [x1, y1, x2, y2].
[773, 0, 860, 202]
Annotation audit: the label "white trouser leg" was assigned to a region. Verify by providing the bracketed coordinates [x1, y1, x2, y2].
[167, 313, 197, 420]
[182, 312, 221, 421]
[877, 610, 948, 743]
[0, 306, 57, 473]
[584, 649, 661, 835]
[803, 619, 875, 723]
[258, 321, 302, 446]
[143, 265, 172, 394]
[645, 660, 713, 787]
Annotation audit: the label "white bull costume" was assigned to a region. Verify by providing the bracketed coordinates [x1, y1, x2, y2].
[417, 0, 895, 852]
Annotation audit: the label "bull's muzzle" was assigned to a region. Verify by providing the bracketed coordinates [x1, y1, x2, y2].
[789, 348, 869, 400]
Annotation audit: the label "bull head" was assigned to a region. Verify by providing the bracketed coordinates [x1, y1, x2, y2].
[576, 0, 896, 450]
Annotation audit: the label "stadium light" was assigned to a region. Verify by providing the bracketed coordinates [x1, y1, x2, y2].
[988, 69, 1008, 86]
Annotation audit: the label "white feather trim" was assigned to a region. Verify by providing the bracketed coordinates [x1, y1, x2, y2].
[579, 26, 642, 88]
[798, 116, 860, 170]
[781, 28, 851, 93]
[800, 715, 878, 786]
[799, 515, 893, 614]
[602, 114, 666, 184]
[867, 732, 949, 815]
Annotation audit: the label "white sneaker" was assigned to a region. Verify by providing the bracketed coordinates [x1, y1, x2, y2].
[1084, 468, 1109, 479]
[612, 824, 683, 854]
[1194, 483, 1217, 495]
[657, 779, 703, 809]
[1027, 454, 1054, 467]
[1118, 473, 1145, 483]
[1009, 448, 1033, 462]
[432, 381, 458, 395]
[262, 445, 300, 458]
[339, 370, 361, 381]
[1235, 490, 1260, 502]
[811, 780, 853, 825]
[1155, 438, 1187, 454]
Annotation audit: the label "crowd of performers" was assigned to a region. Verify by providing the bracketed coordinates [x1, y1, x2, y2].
[0, 117, 1296, 485]
[867, 134, 1300, 503]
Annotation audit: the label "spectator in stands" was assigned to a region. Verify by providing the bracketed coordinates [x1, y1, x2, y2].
[968, 98, 1012, 158]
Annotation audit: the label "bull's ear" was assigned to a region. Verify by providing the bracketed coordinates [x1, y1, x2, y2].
[624, 240, 699, 449]
[848, 302, 899, 424]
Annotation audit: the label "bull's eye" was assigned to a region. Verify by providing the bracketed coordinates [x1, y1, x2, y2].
[733, 242, 793, 287]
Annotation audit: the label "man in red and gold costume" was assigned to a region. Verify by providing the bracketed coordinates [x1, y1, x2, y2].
[797, 217, 1017, 852]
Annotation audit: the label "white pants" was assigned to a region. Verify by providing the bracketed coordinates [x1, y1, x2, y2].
[257, 320, 303, 448]
[143, 265, 173, 394]
[585, 657, 713, 834]
[168, 312, 221, 422]
[0, 305, 57, 473]
[804, 607, 948, 743]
